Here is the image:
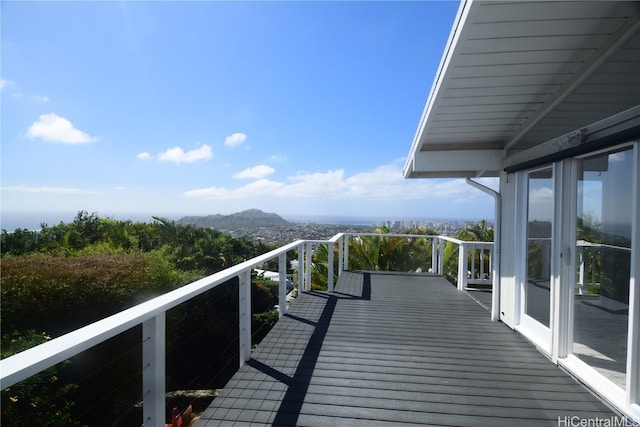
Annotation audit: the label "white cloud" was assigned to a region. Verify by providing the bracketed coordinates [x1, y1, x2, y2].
[224, 132, 247, 147]
[26, 113, 98, 144]
[183, 162, 501, 206]
[0, 79, 14, 91]
[137, 152, 152, 160]
[1, 184, 97, 194]
[2, 80, 50, 102]
[0, 79, 21, 98]
[529, 187, 553, 203]
[184, 179, 285, 199]
[268, 154, 287, 163]
[233, 165, 275, 180]
[284, 170, 346, 198]
[157, 144, 212, 163]
[609, 151, 627, 163]
[528, 187, 554, 221]
[31, 94, 50, 103]
[344, 165, 403, 199]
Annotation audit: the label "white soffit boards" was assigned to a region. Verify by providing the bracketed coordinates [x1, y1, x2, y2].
[405, 0, 640, 179]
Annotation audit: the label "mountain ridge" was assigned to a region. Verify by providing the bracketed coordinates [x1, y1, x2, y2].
[177, 209, 291, 229]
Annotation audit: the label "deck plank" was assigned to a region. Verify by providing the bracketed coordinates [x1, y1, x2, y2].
[199, 271, 617, 426]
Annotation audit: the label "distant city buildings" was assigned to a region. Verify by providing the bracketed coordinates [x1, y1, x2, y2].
[227, 218, 493, 243]
[375, 218, 493, 236]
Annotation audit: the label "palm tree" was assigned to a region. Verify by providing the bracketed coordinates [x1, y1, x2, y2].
[442, 220, 494, 284]
[456, 220, 493, 242]
[310, 243, 334, 290]
[348, 227, 432, 272]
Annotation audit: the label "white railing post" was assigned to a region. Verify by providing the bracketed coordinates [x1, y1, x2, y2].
[328, 242, 334, 292]
[438, 239, 445, 275]
[344, 235, 349, 271]
[577, 245, 585, 294]
[337, 236, 343, 276]
[305, 242, 313, 291]
[298, 244, 305, 292]
[488, 245, 493, 282]
[470, 247, 477, 279]
[542, 239, 551, 280]
[431, 238, 438, 273]
[590, 248, 602, 288]
[278, 254, 287, 318]
[458, 243, 468, 291]
[142, 313, 165, 427]
[238, 270, 252, 366]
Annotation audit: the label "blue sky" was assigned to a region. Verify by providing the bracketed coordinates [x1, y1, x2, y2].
[1, 0, 497, 226]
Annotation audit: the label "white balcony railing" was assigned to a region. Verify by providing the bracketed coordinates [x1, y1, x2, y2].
[576, 239, 632, 295]
[0, 232, 493, 425]
[431, 235, 493, 290]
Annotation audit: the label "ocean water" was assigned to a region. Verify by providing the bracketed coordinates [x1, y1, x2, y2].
[0, 211, 177, 231]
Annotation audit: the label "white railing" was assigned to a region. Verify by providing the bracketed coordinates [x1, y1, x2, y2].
[0, 231, 492, 425]
[576, 240, 632, 295]
[431, 236, 493, 290]
[340, 233, 493, 290]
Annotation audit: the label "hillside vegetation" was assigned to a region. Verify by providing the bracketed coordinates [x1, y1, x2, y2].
[0, 211, 284, 426]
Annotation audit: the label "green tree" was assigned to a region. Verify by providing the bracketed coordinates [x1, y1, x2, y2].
[0, 228, 40, 256]
[310, 243, 335, 290]
[316, 227, 435, 276]
[456, 220, 493, 242]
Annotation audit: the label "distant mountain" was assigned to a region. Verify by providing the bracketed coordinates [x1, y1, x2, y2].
[177, 209, 291, 229]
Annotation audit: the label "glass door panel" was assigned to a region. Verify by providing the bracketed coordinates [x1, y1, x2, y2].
[525, 167, 553, 328]
[573, 147, 632, 389]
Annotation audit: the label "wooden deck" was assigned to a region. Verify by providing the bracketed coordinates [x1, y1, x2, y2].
[198, 271, 616, 426]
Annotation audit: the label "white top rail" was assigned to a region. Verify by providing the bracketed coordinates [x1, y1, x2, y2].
[576, 240, 632, 252]
[345, 232, 491, 247]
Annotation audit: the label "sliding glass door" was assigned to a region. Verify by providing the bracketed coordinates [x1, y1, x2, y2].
[572, 147, 633, 389]
[515, 140, 638, 415]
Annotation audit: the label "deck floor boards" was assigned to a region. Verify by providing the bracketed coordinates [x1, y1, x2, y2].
[198, 271, 616, 426]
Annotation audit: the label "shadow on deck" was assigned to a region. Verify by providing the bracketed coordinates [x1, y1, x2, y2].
[198, 271, 616, 426]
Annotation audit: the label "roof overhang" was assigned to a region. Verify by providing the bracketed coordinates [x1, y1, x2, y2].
[405, 0, 640, 179]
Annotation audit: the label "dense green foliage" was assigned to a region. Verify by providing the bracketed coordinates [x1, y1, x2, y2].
[0, 211, 284, 426]
[309, 226, 437, 290]
[346, 226, 435, 272]
[1, 211, 270, 274]
[1, 252, 195, 335]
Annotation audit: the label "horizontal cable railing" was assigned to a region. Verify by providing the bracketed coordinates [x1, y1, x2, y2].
[0, 231, 493, 425]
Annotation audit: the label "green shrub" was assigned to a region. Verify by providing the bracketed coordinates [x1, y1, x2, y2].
[252, 310, 279, 346]
[0, 251, 195, 336]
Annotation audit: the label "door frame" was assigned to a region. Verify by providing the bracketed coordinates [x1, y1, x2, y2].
[514, 164, 555, 355]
